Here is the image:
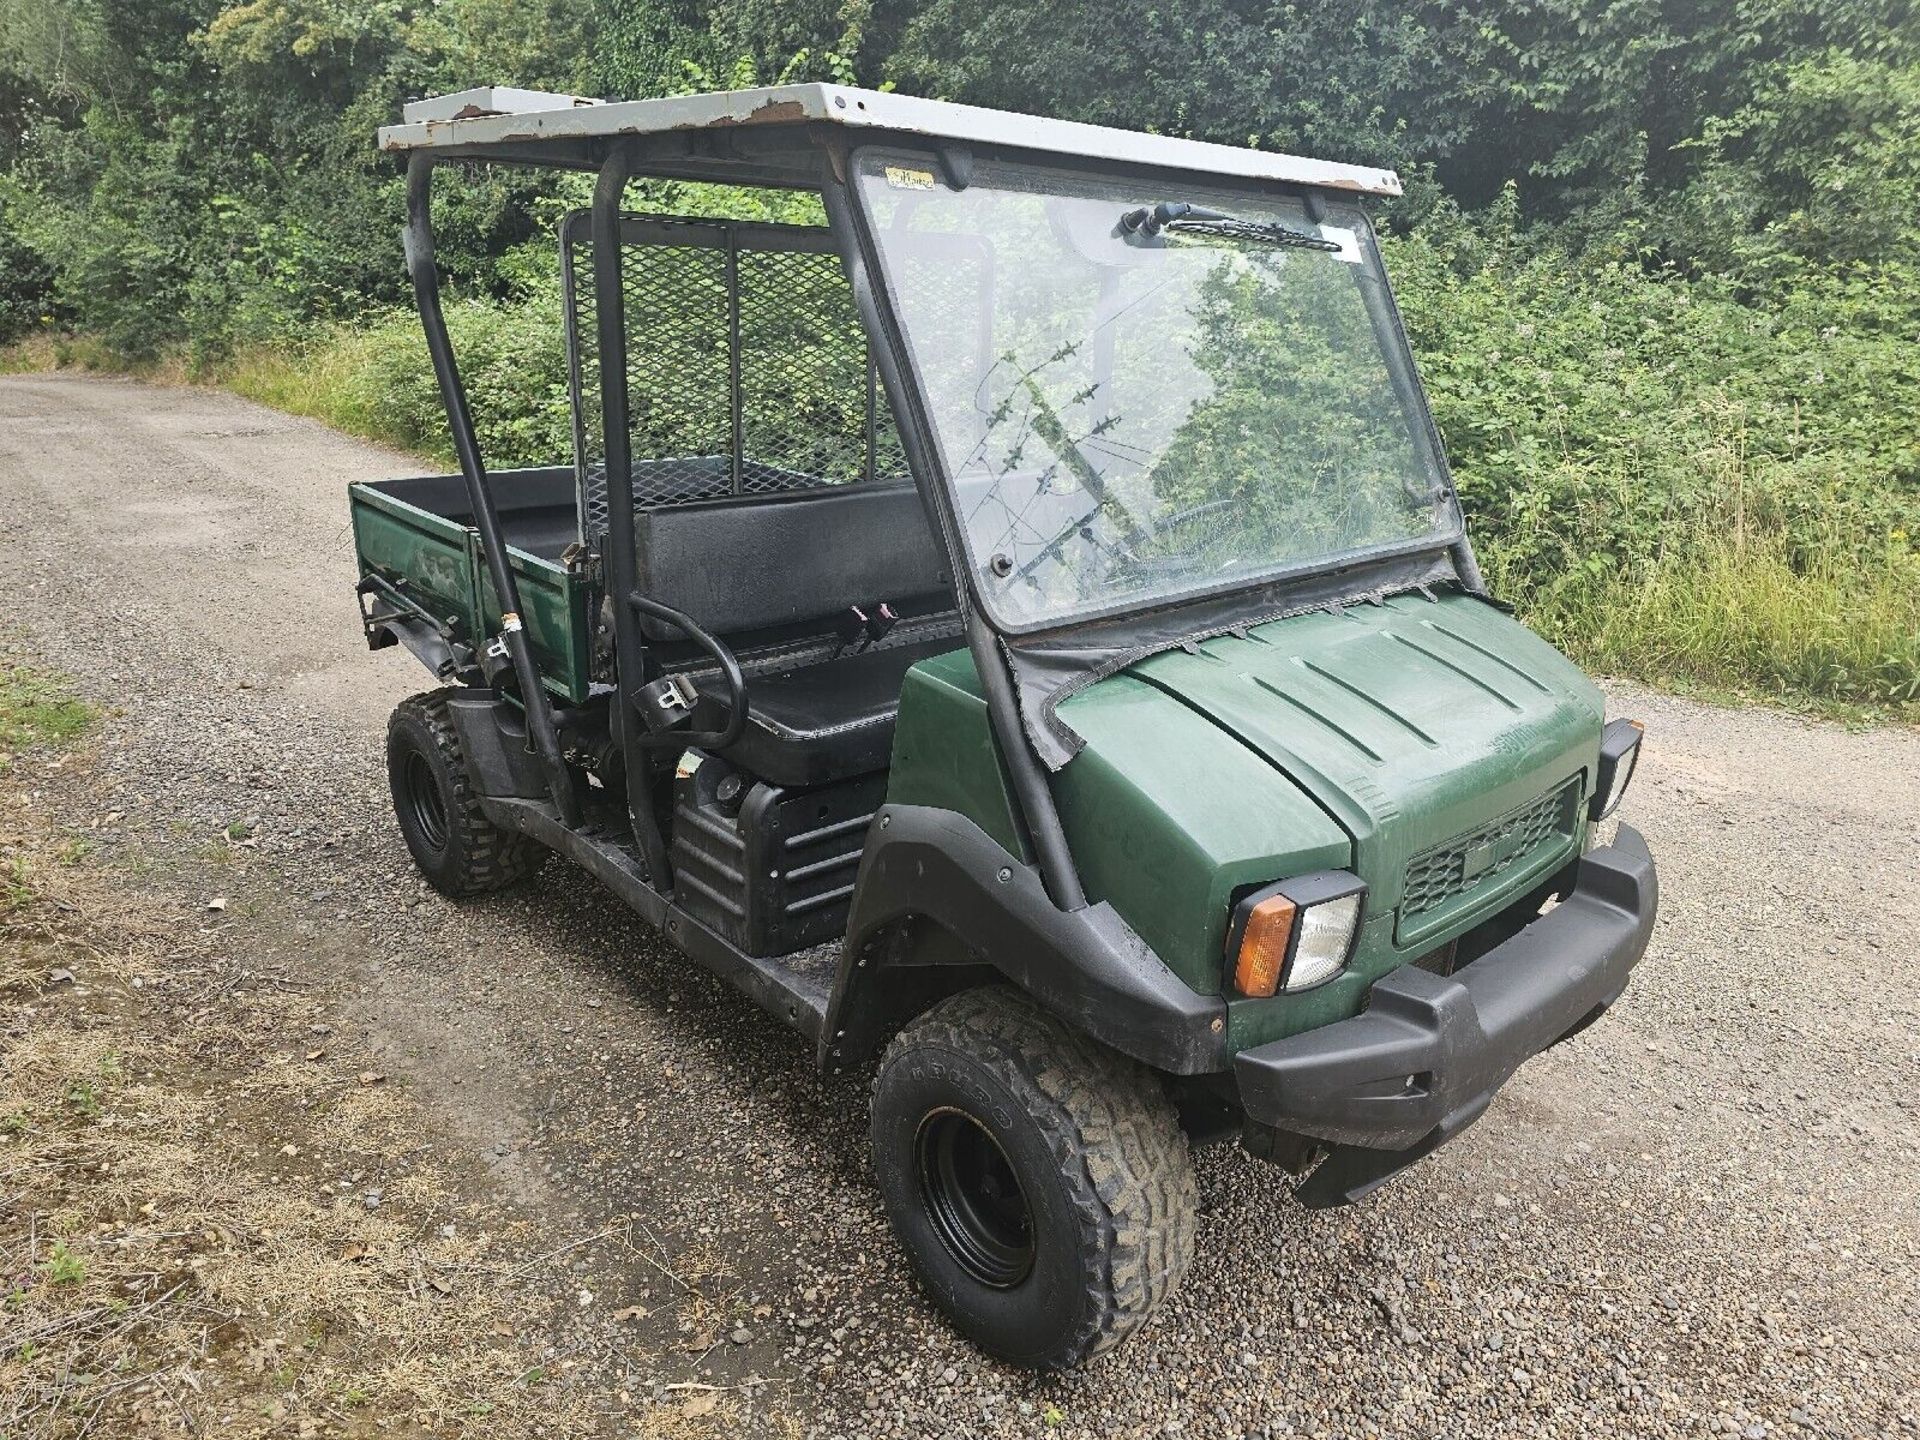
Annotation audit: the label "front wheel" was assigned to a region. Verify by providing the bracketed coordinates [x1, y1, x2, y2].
[869, 987, 1197, 1369]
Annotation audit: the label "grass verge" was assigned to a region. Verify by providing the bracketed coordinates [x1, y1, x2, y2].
[0, 330, 436, 463]
[0, 672, 611, 1437]
[219, 334, 429, 459]
[1502, 524, 1920, 720]
[0, 333, 186, 382]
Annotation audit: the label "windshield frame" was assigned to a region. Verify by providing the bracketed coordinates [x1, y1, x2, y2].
[842, 143, 1468, 637]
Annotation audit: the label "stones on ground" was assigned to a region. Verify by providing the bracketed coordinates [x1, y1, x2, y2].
[8, 392, 1917, 1438]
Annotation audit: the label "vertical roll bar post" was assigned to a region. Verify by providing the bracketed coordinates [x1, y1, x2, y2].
[403, 154, 581, 828]
[819, 165, 1087, 912]
[590, 144, 674, 888]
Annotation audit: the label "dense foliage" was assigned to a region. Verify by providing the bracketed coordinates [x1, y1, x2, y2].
[2, 1, 1916, 708]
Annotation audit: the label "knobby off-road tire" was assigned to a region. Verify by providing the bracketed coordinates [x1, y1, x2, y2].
[870, 986, 1198, 1369]
[386, 691, 546, 897]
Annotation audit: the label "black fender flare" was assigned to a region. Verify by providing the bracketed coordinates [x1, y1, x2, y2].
[818, 805, 1228, 1076]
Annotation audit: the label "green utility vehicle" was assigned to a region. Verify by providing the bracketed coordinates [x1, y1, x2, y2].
[353, 85, 1657, 1368]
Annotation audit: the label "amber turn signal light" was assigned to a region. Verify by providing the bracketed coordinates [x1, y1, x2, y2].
[1225, 871, 1368, 998]
[1230, 893, 1296, 998]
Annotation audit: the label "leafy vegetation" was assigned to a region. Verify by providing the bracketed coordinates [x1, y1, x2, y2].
[1390, 200, 1920, 707]
[1, 1, 1916, 713]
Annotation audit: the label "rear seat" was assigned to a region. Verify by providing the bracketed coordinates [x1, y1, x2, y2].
[633, 482, 957, 786]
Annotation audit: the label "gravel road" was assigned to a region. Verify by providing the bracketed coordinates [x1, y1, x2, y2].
[3, 373, 1917, 1439]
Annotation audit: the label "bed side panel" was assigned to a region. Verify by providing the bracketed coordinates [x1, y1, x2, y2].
[350, 477, 593, 704]
[473, 540, 594, 704]
[349, 481, 482, 639]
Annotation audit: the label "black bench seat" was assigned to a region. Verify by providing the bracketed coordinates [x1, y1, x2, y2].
[636, 481, 959, 787]
[692, 635, 960, 786]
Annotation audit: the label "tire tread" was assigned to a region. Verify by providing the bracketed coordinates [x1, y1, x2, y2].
[875, 986, 1197, 1367]
[389, 690, 544, 896]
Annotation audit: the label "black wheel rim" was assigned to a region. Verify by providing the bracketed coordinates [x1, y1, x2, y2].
[914, 1107, 1034, 1288]
[402, 750, 449, 852]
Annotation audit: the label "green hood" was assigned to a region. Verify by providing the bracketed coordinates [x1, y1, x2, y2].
[1053, 592, 1603, 1031]
[891, 592, 1605, 1049]
[1133, 593, 1604, 935]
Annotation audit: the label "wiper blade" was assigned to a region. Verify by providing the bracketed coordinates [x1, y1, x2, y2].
[1120, 201, 1341, 252]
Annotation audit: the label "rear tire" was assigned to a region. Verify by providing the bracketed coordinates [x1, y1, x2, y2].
[386, 691, 545, 897]
[869, 986, 1197, 1369]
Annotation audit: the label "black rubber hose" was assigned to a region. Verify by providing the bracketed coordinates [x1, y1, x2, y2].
[625, 593, 750, 751]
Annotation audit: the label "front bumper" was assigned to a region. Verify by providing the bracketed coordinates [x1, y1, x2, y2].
[1234, 824, 1658, 1208]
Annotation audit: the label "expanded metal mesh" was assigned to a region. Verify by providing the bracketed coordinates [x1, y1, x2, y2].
[738, 246, 906, 489]
[1401, 777, 1579, 922]
[561, 212, 908, 542]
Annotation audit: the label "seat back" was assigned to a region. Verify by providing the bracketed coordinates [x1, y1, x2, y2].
[632, 482, 952, 647]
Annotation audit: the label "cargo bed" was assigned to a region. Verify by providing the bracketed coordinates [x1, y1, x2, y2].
[348, 467, 595, 702]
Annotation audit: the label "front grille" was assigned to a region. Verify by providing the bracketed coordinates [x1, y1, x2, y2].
[1401, 778, 1579, 926]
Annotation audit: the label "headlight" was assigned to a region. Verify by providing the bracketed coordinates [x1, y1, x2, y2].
[1590, 718, 1645, 820]
[1225, 871, 1366, 998]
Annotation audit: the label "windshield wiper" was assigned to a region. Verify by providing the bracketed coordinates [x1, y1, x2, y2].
[1120, 201, 1341, 252]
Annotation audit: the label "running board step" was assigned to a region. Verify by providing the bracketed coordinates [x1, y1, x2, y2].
[478, 797, 835, 1041]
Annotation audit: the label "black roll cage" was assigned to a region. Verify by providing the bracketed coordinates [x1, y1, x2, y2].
[400, 121, 1484, 918]
[403, 158, 580, 830]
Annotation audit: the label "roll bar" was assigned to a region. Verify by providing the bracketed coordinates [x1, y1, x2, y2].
[403, 154, 581, 829]
[589, 147, 673, 888]
[397, 133, 1096, 912]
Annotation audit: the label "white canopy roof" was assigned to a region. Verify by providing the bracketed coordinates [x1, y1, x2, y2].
[379, 83, 1403, 198]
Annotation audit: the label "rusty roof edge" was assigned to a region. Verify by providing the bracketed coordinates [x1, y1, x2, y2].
[377, 83, 1403, 198]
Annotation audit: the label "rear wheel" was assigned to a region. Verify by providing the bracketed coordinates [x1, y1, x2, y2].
[386, 691, 545, 897]
[869, 986, 1197, 1369]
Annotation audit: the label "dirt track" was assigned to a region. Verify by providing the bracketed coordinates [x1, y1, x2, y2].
[3, 372, 1918, 1439]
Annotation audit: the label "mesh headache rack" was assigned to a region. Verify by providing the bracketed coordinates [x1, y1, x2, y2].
[558, 211, 912, 541]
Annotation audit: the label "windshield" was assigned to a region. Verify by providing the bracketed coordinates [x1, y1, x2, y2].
[854, 153, 1460, 629]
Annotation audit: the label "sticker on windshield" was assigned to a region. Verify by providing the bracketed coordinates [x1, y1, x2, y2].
[1316, 225, 1363, 263]
[884, 165, 937, 191]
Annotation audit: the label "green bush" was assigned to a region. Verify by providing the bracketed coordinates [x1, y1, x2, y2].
[225, 295, 572, 469]
[1387, 211, 1920, 707]
[1663, 54, 1920, 280]
[5, 0, 1918, 716]
[350, 297, 574, 469]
